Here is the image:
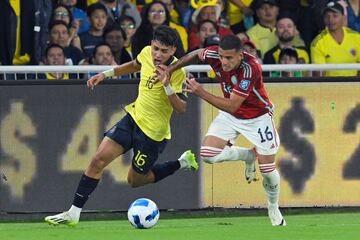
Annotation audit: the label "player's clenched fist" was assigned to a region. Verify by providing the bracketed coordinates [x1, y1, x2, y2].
[87, 73, 106, 90]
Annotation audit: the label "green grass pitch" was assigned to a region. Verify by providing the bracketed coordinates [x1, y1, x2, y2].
[1, 213, 359, 240]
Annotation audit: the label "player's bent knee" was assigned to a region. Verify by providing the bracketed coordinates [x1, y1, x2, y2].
[88, 155, 107, 173]
[127, 177, 146, 188]
[127, 176, 141, 188]
[127, 170, 149, 188]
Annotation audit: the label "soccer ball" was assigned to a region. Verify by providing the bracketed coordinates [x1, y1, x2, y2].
[127, 198, 160, 229]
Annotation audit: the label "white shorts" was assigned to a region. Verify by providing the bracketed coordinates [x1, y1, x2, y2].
[205, 111, 280, 155]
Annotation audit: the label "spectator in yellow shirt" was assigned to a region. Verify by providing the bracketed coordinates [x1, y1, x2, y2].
[40, 44, 75, 80]
[311, 1, 360, 77]
[160, 0, 181, 24]
[263, 15, 309, 64]
[246, 0, 304, 58]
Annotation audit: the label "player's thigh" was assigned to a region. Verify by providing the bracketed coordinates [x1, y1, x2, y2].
[86, 137, 125, 177]
[204, 112, 239, 148]
[203, 135, 229, 149]
[93, 136, 125, 164]
[104, 113, 134, 153]
[238, 113, 280, 156]
[89, 114, 134, 170]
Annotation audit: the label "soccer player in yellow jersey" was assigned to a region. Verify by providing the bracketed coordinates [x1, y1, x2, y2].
[311, 1, 360, 76]
[45, 25, 198, 227]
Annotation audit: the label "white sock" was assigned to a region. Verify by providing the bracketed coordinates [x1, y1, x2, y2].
[201, 145, 254, 164]
[259, 163, 280, 209]
[68, 205, 82, 221]
[231, 146, 255, 163]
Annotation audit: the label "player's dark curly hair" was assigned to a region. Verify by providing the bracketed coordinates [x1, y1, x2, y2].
[219, 35, 243, 52]
[153, 25, 179, 47]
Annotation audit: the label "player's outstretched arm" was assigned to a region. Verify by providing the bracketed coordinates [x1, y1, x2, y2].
[87, 60, 141, 90]
[156, 49, 204, 76]
[87, 72, 106, 90]
[185, 77, 245, 114]
[153, 49, 204, 85]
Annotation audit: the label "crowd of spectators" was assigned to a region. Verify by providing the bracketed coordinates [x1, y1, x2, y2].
[0, 0, 359, 79]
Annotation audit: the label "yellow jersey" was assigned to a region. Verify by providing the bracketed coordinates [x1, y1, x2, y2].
[87, 0, 97, 5]
[246, 24, 277, 57]
[10, 0, 30, 65]
[228, 0, 253, 26]
[311, 27, 360, 76]
[46, 73, 69, 80]
[125, 46, 186, 141]
[169, 22, 188, 52]
[264, 45, 310, 64]
[169, 9, 180, 25]
[247, 23, 305, 58]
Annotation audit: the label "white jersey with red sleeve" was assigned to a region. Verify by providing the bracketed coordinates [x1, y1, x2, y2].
[201, 46, 274, 119]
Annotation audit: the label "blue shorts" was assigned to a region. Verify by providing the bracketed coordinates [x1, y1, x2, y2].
[104, 114, 167, 174]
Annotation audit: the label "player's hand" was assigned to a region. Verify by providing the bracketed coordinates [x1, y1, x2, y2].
[156, 65, 170, 86]
[156, 64, 171, 74]
[154, 64, 171, 84]
[87, 72, 106, 90]
[185, 77, 203, 96]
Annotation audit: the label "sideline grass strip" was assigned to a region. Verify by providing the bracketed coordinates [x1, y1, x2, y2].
[0, 213, 359, 240]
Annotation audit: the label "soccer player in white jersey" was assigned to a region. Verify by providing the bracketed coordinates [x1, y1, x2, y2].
[158, 34, 286, 226]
